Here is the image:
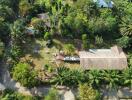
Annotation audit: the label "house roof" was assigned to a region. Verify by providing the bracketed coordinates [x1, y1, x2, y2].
[79, 46, 126, 59]
[79, 46, 127, 70]
[93, 0, 114, 8]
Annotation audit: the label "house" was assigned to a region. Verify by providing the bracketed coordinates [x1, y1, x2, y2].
[79, 46, 127, 70]
[93, 0, 114, 8]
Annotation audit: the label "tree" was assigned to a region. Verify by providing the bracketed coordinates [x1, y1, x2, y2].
[120, 16, 132, 36]
[0, 17, 10, 43]
[19, 0, 32, 17]
[82, 34, 88, 50]
[31, 17, 48, 34]
[116, 36, 131, 48]
[0, 4, 16, 22]
[11, 19, 26, 44]
[13, 63, 39, 88]
[78, 83, 100, 100]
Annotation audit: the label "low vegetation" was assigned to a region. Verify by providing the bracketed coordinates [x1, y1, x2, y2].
[0, 0, 132, 99]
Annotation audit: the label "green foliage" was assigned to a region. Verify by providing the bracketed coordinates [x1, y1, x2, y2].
[13, 63, 39, 88]
[44, 32, 51, 40]
[19, 0, 32, 17]
[102, 70, 121, 89]
[11, 19, 26, 43]
[45, 88, 60, 100]
[31, 18, 48, 34]
[63, 44, 75, 55]
[0, 89, 40, 100]
[10, 45, 21, 61]
[51, 67, 84, 87]
[120, 15, 132, 36]
[0, 40, 4, 57]
[82, 34, 88, 50]
[116, 36, 131, 48]
[88, 70, 102, 87]
[95, 35, 103, 46]
[78, 83, 100, 100]
[122, 67, 132, 88]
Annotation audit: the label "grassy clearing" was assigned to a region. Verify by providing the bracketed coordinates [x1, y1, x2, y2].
[20, 38, 80, 70]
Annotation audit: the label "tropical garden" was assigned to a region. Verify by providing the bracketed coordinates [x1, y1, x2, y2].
[0, 0, 132, 99]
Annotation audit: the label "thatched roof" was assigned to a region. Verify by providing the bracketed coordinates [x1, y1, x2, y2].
[79, 46, 127, 70]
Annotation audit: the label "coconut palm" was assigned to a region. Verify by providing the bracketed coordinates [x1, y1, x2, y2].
[120, 16, 132, 36]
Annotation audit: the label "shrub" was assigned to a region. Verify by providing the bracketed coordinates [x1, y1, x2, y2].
[51, 67, 84, 87]
[116, 36, 131, 48]
[45, 88, 59, 100]
[1, 89, 39, 100]
[44, 32, 51, 40]
[78, 83, 100, 100]
[13, 63, 39, 88]
[82, 34, 88, 50]
[63, 44, 75, 55]
[95, 35, 103, 46]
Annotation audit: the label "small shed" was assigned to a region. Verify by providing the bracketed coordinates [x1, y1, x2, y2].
[79, 46, 127, 70]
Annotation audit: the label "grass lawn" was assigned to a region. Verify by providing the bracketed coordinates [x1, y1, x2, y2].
[20, 38, 81, 71]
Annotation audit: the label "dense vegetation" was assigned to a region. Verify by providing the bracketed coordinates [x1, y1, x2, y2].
[0, 0, 132, 99]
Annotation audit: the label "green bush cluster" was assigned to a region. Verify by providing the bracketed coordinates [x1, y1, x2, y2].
[51, 66, 132, 88]
[0, 89, 40, 100]
[12, 63, 39, 88]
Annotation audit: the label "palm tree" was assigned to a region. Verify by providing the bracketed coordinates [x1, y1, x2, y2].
[120, 16, 132, 36]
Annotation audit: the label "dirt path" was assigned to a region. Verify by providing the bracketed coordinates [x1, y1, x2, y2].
[0, 61, 50, 96]
[0, 61, 76, 100]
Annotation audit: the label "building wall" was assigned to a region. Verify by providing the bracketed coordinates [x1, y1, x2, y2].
[80, 57, 127, 70]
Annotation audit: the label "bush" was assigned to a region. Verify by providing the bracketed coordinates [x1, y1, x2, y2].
[45, 88, 59, 100]
[63, 44, 75, 55]
[31, 18, 48, 34]
[116, 36, 131, 48]
[1, 89, 39, 100]
[51, 67, 85, 87]
[13, 63, 39, 88]
[78, 83, 100, 100]
[82, 34, 88, 50]
[95, 35, 103, 47]
[44, 32, 51, 40]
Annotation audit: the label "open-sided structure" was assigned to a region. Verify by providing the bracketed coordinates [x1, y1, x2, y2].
[79, 46, 127, 70]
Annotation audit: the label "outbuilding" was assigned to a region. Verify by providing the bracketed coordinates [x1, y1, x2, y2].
[79, 46, 127, 70]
